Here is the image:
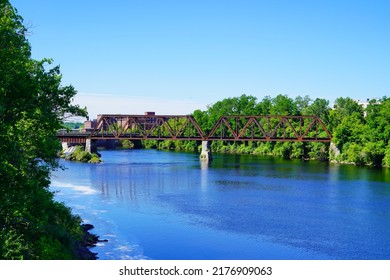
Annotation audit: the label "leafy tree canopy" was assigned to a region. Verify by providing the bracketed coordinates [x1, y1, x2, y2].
[1, 0, 88, 259]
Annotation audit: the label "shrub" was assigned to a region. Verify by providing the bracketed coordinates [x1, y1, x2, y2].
[382, 143, 390, 167]
[121, 140, 134, 149]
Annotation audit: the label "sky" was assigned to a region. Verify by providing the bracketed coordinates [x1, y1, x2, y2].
[10, 0, 390, 120]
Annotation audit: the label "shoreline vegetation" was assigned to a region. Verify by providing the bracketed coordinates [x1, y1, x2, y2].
[60, 145, 102, 164]
[114, 93, 390, 168]
[120, 140, 390, 168]
[75, 224, 107, 260]
[69, 92, 390, 169]
[1, 1, 97, 260]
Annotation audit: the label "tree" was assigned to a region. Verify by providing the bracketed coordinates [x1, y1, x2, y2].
[1, 1, 88, 259]
[270, 94, 298, 115]
[194, 94, 259, 133]
[303, 98, 330, 124]
[295, 95, 312, 115]
[255, 95, 272, 115]
[328, 96, 389, 166]
[329, 97, 364, 132]
[366, 97, 390, 144]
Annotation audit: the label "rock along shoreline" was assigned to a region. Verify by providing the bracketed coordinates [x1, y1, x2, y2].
[74, 224, 107, 260]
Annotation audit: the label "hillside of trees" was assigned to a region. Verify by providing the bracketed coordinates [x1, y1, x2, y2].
[150, 94, 390, 168]
[0, 1, 93, 259]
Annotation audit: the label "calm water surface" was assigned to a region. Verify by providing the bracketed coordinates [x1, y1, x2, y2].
[50, 150, 390, 260]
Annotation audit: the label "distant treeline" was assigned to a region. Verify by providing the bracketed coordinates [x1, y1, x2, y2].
[62, 122, 84, 130]
[143, 94, 390, 167]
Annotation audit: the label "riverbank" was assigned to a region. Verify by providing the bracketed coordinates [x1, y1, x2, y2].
[61, 145, 102, 163]
[74, 224, 107, 260]
[137, 140, 390, 168]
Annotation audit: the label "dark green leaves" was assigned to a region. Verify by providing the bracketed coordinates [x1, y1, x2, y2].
[1, 1, 90, 259]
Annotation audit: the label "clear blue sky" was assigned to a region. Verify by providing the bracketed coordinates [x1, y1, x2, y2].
[10, 0, 390, 119]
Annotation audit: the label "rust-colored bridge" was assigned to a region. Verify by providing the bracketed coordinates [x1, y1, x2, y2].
[58, 114, 331, 160]
[58, 114, 331, 142]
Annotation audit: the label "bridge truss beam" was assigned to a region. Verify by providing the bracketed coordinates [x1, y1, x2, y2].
[207, 115, 331, 142]
[58, 115, 331, 143]
[90, 114, 206, 140]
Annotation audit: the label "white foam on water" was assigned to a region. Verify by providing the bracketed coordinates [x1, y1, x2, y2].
[51, 181, 99, 195]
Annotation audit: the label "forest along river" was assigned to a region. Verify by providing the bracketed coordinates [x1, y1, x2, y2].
[50, 149, 390, 260]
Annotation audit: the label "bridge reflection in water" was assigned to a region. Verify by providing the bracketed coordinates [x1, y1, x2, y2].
[57, 114, 332, 161]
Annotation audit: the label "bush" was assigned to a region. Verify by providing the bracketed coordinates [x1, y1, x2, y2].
[67, 146, 100, 163]
[345, 143, 365, 165]
[142, 140, 159, 149]
[307, 142, 329, 161]
[89, 154, 102, 164]
[362, 141, 385, 166]
[253, 142, 273, 155]
[382, 143, 390, 167]
[121, 140, 134, 149]
[273, 142, 292, 159]
[290, 142, 305, 159]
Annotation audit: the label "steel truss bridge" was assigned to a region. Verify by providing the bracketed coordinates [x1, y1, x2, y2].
[57, 114, 331, 143]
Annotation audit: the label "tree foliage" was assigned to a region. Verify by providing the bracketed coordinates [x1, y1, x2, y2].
[189, 94, 390, 167]
[329, 97, 390, 166]
[1, 1, 89, 259]
[189, 94, 332, 160]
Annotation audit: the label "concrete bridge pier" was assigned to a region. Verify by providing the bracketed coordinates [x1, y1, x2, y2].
[85, 139, 97, 154]
[61, 142, 69, 151]
[200, 141, 212, 161]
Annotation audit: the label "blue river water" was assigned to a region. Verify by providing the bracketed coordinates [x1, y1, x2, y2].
[50, 149, 390, 260]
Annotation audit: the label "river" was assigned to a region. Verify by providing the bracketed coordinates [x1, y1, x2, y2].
[50, 149, 390, 260]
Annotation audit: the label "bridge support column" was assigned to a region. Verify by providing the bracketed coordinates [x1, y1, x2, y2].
[200, 141, 212, 161]
[85, 139, 97, 154]
[61, 142, 69, 151]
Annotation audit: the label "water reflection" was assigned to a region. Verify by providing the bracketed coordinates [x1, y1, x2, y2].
[51, 150, 390, 260]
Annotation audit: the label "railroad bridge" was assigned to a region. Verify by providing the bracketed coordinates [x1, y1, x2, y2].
[58, 113, 331, 161]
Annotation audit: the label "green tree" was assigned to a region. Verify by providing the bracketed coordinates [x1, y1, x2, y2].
[328, 96, 389, 166]
[329, 97, 364, 131]
[366, 97, 390, 143]
[303, 98, 330, 124]
[294, 95, 311, 115]
[255, 96, 272, 115]
[194, 94, 259, 133]
[383, 142, 390, 167]
[1, 1, 88, 259]
[270, 94, 298, 115]
[332, 113, 367, 149]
